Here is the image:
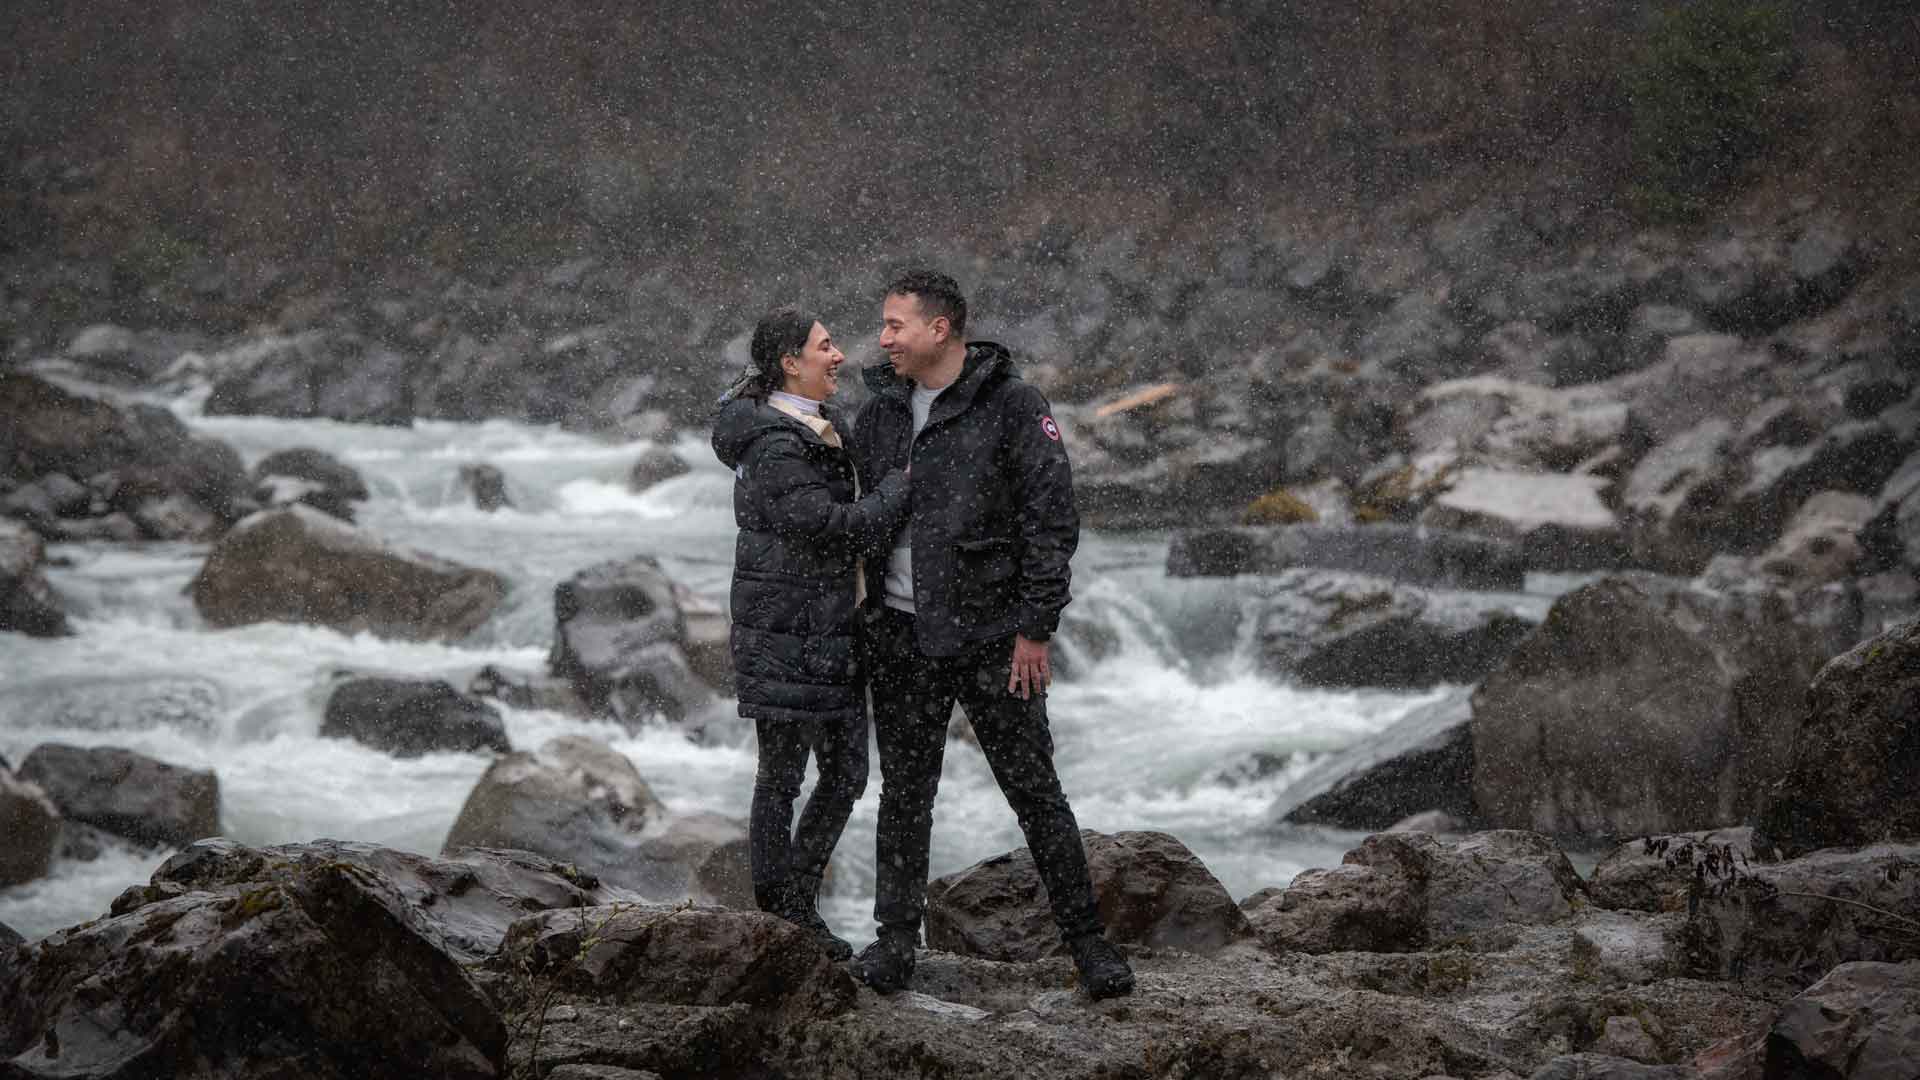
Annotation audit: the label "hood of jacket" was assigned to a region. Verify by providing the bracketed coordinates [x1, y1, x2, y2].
[710, 395, 834, 470]
[860, 341, 1013, 403]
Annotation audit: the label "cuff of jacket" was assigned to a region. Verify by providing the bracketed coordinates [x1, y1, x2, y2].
[1018, 610, 1059, 642]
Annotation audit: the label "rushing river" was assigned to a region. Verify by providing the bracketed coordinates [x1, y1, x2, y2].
[0, 392, 1460, 942]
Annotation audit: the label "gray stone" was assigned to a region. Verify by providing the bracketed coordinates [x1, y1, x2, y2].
[191, 505, 505, 641]
[1765, 960, 1920, 1078]
[627, 446, 690, 493]
[251, 446, 370, 501]
[321, 676, 512, 758]
[928, 830, 1250, 960]
[549, 556, 712, 724]
[1754, 617, 1920, 858]
[1588, 829, 1756, 913]
[1423, 468, 1628, 570]
[17, 743, 219, 849]
[458, 462, 512, 511]
[0, 520, 70, 637]
[1166, 523, 1528, 590]
[0, 768, 58, 887]
[1472, 575, 1843, 841]
[1278, 690, 1478, 830]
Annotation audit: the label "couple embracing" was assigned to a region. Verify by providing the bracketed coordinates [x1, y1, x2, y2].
[709, 269, 1134, 1000]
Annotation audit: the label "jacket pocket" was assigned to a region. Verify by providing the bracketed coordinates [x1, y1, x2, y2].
[954, 536, 1019, 609]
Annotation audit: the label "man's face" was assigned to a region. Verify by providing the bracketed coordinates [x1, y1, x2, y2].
[879, 292, 945, 381]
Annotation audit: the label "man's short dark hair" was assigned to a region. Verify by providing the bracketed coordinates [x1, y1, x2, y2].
[886, 269, 967, 337]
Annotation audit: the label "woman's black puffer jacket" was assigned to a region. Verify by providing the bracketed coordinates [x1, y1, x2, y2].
[711, 396, 910, 721]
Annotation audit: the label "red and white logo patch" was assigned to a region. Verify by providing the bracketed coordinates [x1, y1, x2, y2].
[1040, 415, 1061, 442]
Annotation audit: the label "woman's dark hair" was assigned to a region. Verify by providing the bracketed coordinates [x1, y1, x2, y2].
[744, 306, 820, 397]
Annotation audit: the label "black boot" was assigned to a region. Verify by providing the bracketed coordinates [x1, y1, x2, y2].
[782, 872, 853, 961]
[1067, 932, 1134, 1000]
[853, 927, 917, 994]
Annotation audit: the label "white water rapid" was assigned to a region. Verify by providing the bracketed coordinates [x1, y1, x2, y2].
[0, 396, 1455, 943]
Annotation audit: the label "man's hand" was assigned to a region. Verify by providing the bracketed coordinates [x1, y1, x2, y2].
[1008, 634, 1051, 700]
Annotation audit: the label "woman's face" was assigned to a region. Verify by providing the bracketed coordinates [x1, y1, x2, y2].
[782, 322, 845, 400]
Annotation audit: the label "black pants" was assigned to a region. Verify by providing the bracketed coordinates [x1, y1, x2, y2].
[749, 709, 868, 903]
[865, 605, 1102, 942]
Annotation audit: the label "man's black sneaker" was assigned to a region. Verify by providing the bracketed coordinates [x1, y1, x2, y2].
[1067, 933, 1135, 1000]
[853, 934, 916, 994]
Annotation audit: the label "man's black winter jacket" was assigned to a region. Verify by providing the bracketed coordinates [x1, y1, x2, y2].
[712, 396, 909, 721]
[850, 342, 1078, 657]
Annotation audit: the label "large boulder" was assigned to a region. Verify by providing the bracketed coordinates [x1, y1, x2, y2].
[0, 372, 249, 540]
[0, 768, 58, 887]
[121, 837, 640, 961]
[1471, 574, 1847, 841]
[1244, 830, 1585, 954]
[0, 520, 69, 637]
[1167, 523, 1529, 590]
[1678, 842, 1920, 986]
[926, 830, 1251, 960]
[1277, 690, 1477, 830]
[205, 329, 415, 425]
[499, 904, 856, 1017]
[1765, 961, 1920, 1078]
[1, 842, 510, 1079]
[321, 676, 512, 757]
[1422, 467, 1629, 570]
[1754, 617, 1920, 859]
[1750, 490, 1878, 587]
[1720, 417, 1912, 556]
[1254, 568, 1542, 688]
[190, 505, 505, 641]
[443, 735, 736, 899]
[549, 557, 712, 725]
[1401, 376, 1641, 476]
[1621, 418, 1741, 573]
[16, 743, 219, 849]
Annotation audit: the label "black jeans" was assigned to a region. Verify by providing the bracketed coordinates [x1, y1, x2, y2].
[749, 710, 868, 904]
[864, 605, 1102, 942]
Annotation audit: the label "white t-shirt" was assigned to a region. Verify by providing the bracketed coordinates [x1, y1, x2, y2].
[882, 382, 944, 613]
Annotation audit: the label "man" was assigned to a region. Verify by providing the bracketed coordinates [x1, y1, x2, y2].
[848, 269, 1134, 1000]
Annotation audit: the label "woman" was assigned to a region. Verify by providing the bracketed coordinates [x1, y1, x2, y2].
[710, 307, 910, 959]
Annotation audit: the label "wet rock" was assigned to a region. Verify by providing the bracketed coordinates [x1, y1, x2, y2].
[1167, 523, 1529, 590]
[122, 838, 639, 961]
[1472, 574, 1844, 841]
[252, 445, 369, 520]
[927, 830, 1251, 960]
[691, 835, 754, 909]
[1679, 842, 1920, 986]
[0, 520, 70, 637]
[129, 490, 224, 540]
[467, 664, 590, 715]
[0, 767, 58, 887]
[322, 676, 512, 757]
[1858, 448, 1920, 576]
[459, 462, 512, 511]
[190, 504, 506, 641]
[1684, 222, 1871, 334]
[1423, 468, 1628, 571]
[549, 556, 712, 725]
[1723, 418, 1912, 555]
[672, 583, 733, 694]
[1620, 305, 1706, 372]
[205, 329, 415, 425]
[443, 735, 734, 899]
[627, 446, 690, 493]
[1746, 490, 1877, 586]
[1588, 829, 1755, 913]
[2, 844, 506, 1079]
[1621, 419, 1741, 572]
[1753, 617, 1920, 859]
[1357, 290, 1466, 378]
[1279, 690, 1477, 830]
[1764, 960, 1920, 1078]
[1858, 571, 1920, 639]
[16, 743, 219, 849]
[1603, 334, 1784, 447]
[500, 903, 856, 1017]
[1405, 376, 1642, 477]
[1248, 830, 1585, 954]
[0, 372, 249, 536]
[61, 324, 203, 385]
[1254, 568, 1541, 688]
